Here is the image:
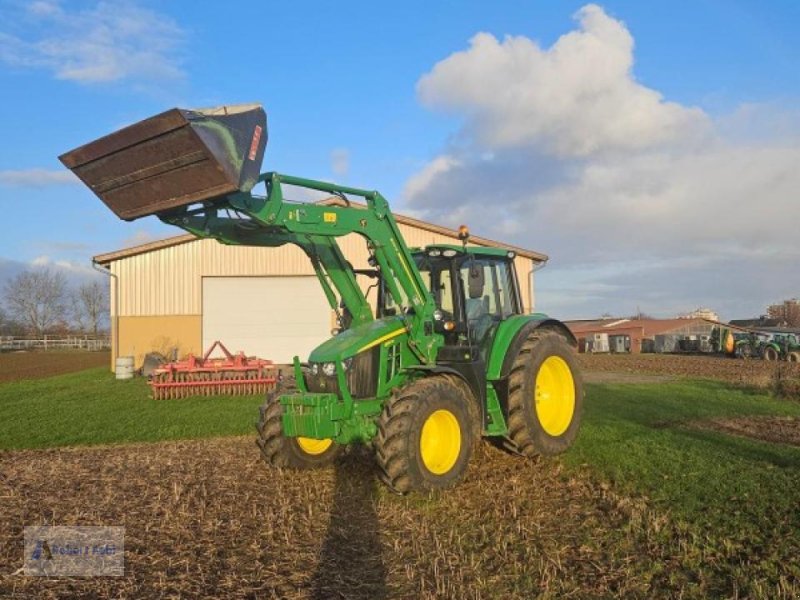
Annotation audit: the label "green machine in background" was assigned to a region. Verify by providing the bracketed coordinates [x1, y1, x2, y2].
[61, 104, 583, 493]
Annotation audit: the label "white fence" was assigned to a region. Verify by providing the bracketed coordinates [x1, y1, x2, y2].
[0, 336, 110, 352]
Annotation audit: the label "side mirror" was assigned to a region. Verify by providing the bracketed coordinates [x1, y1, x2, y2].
[468, 265, 484, 299]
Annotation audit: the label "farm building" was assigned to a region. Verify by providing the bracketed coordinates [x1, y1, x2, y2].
[93, 200, 547, 369]
[565, 318, 749, 354]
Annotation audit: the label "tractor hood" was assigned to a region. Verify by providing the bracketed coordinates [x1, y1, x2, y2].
[308, 317, 407, 363]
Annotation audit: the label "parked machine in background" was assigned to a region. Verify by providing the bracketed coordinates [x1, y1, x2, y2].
[761, 333, 800, 362]
[60, 103, 583, 494]
[734, 331, 799, 361]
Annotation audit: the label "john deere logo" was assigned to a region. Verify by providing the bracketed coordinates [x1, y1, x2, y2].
[31, 540, 53, 561]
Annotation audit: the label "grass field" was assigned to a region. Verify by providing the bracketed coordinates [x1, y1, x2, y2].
[0, 367, 263, 449]
[1, 361, 800, 597]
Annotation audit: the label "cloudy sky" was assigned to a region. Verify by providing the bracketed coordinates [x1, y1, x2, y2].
[0, 0, 798, 320]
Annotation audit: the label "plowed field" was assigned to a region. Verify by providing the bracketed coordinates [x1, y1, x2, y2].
[0, 351, 110, 383]
[579, 353, 800, 390]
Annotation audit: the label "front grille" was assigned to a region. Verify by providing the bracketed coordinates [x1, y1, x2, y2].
[305, 350, 377, 399]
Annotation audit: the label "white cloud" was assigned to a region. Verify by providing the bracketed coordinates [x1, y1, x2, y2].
[416, 4, 709, 157]
[0, 1, 186, 84]
[403, 155, 461, 200]
[29, 255, 96, 276]
[405, 4, 800, 319]
[0, 168, 78, 187]
[330, 148, 350, 177]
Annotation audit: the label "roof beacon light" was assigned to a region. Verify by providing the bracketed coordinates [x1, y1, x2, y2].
[458, 225, 470, 250]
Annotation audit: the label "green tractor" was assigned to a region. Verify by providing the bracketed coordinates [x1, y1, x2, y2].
[60, 104, 582, 493]
[761, 333, 800, 362]
[734, 332, 765, 359]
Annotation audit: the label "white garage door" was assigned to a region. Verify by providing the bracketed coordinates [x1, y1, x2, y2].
[202, 277, 330, 364]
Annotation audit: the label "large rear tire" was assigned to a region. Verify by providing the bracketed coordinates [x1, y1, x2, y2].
[374, 377, 475, 494]
[256, 380, 341, 469]
[505, 331, 583, 456]
[788, 352, 800, 363]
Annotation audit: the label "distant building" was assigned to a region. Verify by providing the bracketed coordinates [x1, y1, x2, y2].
[767, 299, 800, 327]
[729, 316, 800, 336]
[729, 316, 783, 329]
[679, 307, 719, 322]
[565, 317, 748, 354]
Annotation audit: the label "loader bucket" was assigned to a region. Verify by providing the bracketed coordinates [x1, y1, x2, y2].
[59, 104, 267, 221]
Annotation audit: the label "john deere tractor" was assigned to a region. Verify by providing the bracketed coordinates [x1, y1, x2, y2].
[61, 104, 582, 493]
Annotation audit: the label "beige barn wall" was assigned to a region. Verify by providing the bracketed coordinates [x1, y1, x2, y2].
[114, 315, 202, 369]
[111, 229, 535, 317]
[108, 224, 537, 368]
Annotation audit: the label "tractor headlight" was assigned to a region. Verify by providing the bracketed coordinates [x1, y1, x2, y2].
[343, 358, 353, 371]
[322, 362, 336, 377]
[311, 363, 319, 376]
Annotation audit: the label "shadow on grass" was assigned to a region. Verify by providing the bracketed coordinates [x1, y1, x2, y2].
[311, 449, 387, 600]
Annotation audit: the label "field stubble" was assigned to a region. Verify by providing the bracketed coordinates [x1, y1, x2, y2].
[0, 436, 751, 599]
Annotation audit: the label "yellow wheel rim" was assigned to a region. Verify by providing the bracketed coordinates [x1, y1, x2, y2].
[535, 356, 576, 437]
[419, 409, 462, 475]
[296, 437, 333, 455]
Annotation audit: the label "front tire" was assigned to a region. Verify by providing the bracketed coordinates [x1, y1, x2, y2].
[764, 346, 779, 361]
[256, 381, 341, 469]
[374, 377, 475, 494]
[505, 331, 583, 456]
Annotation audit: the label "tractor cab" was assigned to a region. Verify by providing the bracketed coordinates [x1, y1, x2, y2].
[411, 245, 522, 351]
[381, 243, 525, 406]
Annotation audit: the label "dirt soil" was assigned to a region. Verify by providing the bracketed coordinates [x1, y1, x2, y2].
[1, 437, 706, 599]
[696, 416, 800, 447]
[579, 353, 800, 389]
[0, 351, 110, 383]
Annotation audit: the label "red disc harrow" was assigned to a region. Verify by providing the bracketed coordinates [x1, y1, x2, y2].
[149, 341, 277, 399]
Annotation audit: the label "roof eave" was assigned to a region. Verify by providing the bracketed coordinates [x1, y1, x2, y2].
[92, 196, 548, 264]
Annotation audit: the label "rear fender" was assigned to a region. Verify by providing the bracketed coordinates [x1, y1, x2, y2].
[487, 316, 577, 382]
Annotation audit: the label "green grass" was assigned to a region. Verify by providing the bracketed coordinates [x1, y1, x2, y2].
[0, 367, 264, 449]
[565, 380, 800, 593]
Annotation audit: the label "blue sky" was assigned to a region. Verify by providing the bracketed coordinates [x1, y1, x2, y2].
[1, 0, 798, 320]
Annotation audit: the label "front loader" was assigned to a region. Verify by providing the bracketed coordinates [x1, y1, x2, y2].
[61, 103, 583, 493]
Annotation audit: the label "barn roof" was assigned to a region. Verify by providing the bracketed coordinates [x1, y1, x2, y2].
[94, 197, 548, 265]
[565, 318, 751, 338]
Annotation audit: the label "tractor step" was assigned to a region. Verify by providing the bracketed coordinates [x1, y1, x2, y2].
[59, 104, 267, 221]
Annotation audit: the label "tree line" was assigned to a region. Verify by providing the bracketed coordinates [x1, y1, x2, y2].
[0, 268, 109, 337]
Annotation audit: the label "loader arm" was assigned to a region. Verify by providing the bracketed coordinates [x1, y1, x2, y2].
[159, 172, 440, 363]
